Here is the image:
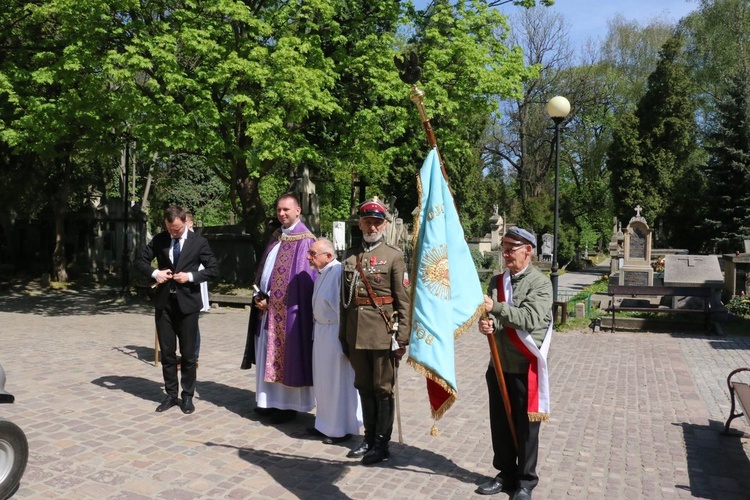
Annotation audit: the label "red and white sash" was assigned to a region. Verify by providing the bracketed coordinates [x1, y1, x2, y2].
[497, 270, 552, 422]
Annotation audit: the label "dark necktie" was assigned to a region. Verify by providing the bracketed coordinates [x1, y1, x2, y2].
[173, 238, 181, 267]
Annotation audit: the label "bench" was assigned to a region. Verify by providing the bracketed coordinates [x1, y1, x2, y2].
[723, 367, 750, 435]
[606, 285, 713, 332]
[208, 293, 253, 307]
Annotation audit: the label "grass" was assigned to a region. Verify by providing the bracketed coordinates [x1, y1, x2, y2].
[211, 282, 252, 296]
[555, 276, 609, 331]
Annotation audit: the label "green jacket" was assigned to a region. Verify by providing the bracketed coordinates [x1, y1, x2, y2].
[486, 265, 553, 373]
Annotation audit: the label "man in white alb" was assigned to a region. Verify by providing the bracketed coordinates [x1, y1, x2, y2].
[306, 238, 362, 444]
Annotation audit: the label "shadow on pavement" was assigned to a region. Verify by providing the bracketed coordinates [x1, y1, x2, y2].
[206, 443, 351, 499]
[675, 419, 750, 499]
[91, 375, 165, 403]
[0, 285, 152, 316]
[194, 379, 257, 418]
[205, 441, 482, 499]
[115, 344, 159, 366]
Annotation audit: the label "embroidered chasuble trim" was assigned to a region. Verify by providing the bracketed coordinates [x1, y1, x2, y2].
[263, 231, 314, 383]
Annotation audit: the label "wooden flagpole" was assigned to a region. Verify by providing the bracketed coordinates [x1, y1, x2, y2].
[395, 50, 518, 450]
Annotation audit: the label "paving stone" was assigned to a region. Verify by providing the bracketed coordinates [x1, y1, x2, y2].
[0, 282, 748, 499]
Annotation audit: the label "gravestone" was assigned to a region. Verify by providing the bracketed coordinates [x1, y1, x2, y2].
[745, 240, 750, 254]
[664, 255, 724, 288]
[332, 221, 346, 254]
[618, 206, 654, 286]
[288, 166, 320, 235]
[663, 254, 724, 308]
[489, 205, 504, 251]
[384, 196, 401, 248]
[541, 233, 553, 262]
[609, 217, 625, 276]
[722, 252, 750, 296]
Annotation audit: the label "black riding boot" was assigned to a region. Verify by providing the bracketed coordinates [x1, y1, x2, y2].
[347, 396, 376, 458]
[362, 397, 393, 465]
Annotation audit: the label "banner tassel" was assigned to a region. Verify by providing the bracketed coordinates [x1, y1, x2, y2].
[430, 421, 439, 436]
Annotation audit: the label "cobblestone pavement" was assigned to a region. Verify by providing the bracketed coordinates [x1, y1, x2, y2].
[0, 284, 749, 499]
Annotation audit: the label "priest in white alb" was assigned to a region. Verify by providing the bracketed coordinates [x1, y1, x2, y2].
[306, 238, 362, 444]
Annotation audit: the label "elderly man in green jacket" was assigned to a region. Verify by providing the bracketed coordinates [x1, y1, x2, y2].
[476, 227, 553, 500]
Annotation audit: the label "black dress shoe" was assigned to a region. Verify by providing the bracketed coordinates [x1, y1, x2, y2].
[253, 407, 277, 417]
[155, 396, 178, 412]
[346, 439, 372, 458]
[270, 409, 297, 424]
[361, 445, 389, 465]
[475, 475, 513, 496]
[511, 487, 532, 500]
[181, 395, 195, 414]
[323, 434, 351, 445]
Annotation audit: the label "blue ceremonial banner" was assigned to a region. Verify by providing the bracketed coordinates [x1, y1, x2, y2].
[407, 148, 485, 420]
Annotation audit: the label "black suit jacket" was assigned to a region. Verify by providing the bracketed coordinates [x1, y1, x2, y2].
[135, 230, 219, 312]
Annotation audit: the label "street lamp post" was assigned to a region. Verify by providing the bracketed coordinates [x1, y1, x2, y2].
[546, 96, 570, 304]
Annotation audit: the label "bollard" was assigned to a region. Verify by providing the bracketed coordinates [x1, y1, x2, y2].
[575, 302, 585, 318]
[589, 318, 601, 333]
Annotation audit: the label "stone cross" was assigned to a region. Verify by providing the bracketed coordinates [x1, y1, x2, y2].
[676, 256, 704, 267]
[353, 178, 369, 204]
[634, 205, 642, 218]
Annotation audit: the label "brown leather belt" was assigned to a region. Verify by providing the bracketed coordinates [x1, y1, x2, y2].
[355, 296, 394, 306]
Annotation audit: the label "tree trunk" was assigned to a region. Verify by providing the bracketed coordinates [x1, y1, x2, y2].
[52, 207, 68, 282]
[51, 160, 71, 282]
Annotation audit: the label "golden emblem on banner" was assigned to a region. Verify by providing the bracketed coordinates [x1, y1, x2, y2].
[419, 244, 450, 300]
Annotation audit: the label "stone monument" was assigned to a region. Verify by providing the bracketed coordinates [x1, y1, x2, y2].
[541, 233, 553, 262]
[618, 206, 654, 286]
[609, 217, 625, 277]
[722, 251, 750, 296]
[664, 254, 724, 309]
[288, 166, 320, 235]
[384, 196, 405, 248]
[332, 221, 346, 255]
[489, 205, 504, 251]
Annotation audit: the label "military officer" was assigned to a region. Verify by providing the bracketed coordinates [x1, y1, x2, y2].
[340, 197, 410, 465]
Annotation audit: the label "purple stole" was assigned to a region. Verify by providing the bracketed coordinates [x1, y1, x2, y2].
[257, 222, 316, 387]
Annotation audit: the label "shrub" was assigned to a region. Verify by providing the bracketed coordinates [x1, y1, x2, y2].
[470, 248, 484, 270]
[726, 295, 750, 317]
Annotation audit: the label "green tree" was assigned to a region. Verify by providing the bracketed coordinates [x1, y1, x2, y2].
[393, 0, 534, 236]
[702, 73, 750, 253]
[0, 0, 128, 280]
[607, 34, 699, 247]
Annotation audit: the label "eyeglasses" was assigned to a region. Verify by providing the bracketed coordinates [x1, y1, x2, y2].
[308, 250, 328, 257]
[501, 244, 527, 255]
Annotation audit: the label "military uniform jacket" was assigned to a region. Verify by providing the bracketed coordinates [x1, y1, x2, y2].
[339, 241, 411, 350]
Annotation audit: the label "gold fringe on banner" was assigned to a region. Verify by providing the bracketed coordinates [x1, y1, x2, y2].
[528, 412, 550, 423]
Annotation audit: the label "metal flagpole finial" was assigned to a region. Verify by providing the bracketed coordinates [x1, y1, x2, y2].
[409, 85, 429, 123]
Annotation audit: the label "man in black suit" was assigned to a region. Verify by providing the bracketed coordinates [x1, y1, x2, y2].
[136, 206, 219, 414]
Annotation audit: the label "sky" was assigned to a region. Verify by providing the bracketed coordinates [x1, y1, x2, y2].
[497, 0, 700, 46]
[414, 1, 701, 46]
